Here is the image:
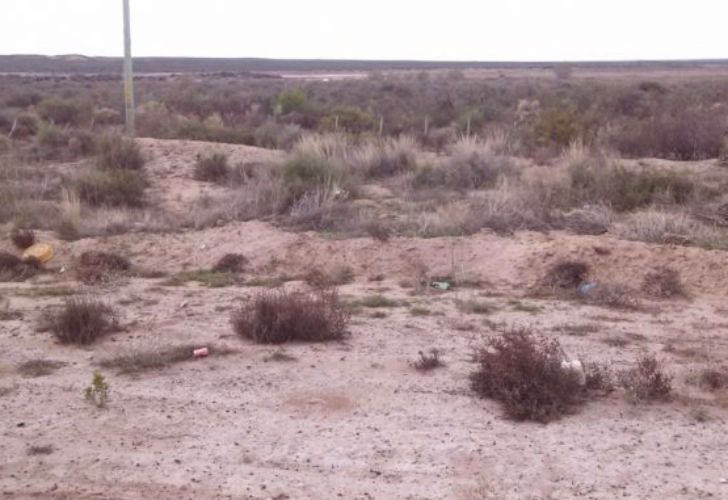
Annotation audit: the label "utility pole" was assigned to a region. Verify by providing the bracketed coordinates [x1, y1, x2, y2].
[123, 0, 135, 136]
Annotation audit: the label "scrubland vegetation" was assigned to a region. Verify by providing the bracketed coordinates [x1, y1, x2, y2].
[2, 65, 728, 497]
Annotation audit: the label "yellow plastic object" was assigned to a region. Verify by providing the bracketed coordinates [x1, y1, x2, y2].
[23, 243, 54, 264]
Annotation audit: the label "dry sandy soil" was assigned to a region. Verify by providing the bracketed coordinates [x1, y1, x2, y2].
[1, 140, 728, 499]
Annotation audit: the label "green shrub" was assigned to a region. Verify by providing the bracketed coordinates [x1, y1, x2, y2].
[320, 106, 375, 134]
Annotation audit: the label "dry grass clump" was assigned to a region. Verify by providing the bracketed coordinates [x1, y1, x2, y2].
[99, 344, 234, 374]
[232, 289, 349, 344]
[442, 137, 519, 190]
[303, 264, 354, 288]
[10, 227, 35, 250]
[47, 298, 118, 345]
[411, 349, 444, 372]
[613, 209, 724, 248]
[582, 284, 641, 310]
[73, 168, 148, 208]
[618, 354, 672, 402]
[642, 268, 686, 299]
[17, 359, 66, 377]
[0, 251, 39, 282]
[352, 136, 418, 178]
[211, 253, 248, 273]
[194, 152, 230, 183]
[96, 135, 145, 171]
[470, 329, 610, 422]
[76, 251, 131, 284]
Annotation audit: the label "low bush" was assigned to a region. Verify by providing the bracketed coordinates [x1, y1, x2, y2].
[281, 152, 341, 204]
[37, 97, 90, 126]
[642, 268, 686, 299]
[542, 260, 590, 291]
[696, 367, 728, 391]
[0, 252, 38, 282]
[568, 161, 696, 212]
[353, 136, 418, 178]
[470, 329, 609, 422]
[441, 138, 520, 190]
[96, 135, 145, 171]
[411, 349, 444, 372]
[194, 152, 230, 183]
[73, 168, 147, 207]
[231, 289, 349, 344]
[211, 253, 247, 273]
[76, 251, 131, 284]
[618, 354, 672, 402]
[10, 227, 35, 250]
[48, 298, 117, 345]
[582, 283, 641, 310]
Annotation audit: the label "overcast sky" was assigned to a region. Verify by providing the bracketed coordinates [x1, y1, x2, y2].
[1, 0, 726, 61]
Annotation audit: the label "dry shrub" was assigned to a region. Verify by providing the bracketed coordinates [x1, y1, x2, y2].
[76, 251, 131, 284]
[231, 289, 349, 344]
[618, 354, 672, 402]
[542, 260, 590, 291]
[411, 349, 444, 372]
[99, 344, 234, 374]
[17, 359, 66, 377]
[212, 253, 248, 273]
[583, 284, 641, 310]
[642, 268, 686, 299]
[613, 209, 723, 247]
[96, 135, 145, 171]
[304, 265, 354, 288]
[365, 220, 391, 242]
[471, 329, 609, 422]
[10, 227, 35, 250]
[73, 168, 147, 207]
[696, 367, 728, 391]
[194, 152, 230, 183]
[0, 251, 38, 282]
[353, 136, 418, 178]
[48, 298, 117, 345]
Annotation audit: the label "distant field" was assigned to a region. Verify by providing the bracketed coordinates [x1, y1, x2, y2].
[2, 54, 728, 75]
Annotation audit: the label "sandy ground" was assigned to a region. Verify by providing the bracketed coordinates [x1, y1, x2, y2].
[1, 139, 727, 499]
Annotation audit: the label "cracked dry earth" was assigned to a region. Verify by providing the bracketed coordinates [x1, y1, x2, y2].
[1, 139, 727, 499]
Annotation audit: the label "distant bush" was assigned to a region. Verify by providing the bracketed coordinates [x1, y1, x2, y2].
[48, 298, 117, 345]
[320, 106, 375, 134]
[37, 97, 89, 126]
[73, 169, 147, 207]
[471, 329, 610, 422]
[618, 354, 672, 402]
[194, 152, 230, 183]
[353, 136, 418, 178]
[531, 107, 583, 148]
[96, 135, 145, 171]
[10, 113, 40, 138]
[277, 89, 309, 115]
[231, 289, 349, 344]
[568, 160, 696, 212]
[36, 123, 68, 158]
[613, 110, 725, 160]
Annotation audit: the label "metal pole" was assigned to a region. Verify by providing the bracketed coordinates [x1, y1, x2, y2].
[123, 0, 135, 136]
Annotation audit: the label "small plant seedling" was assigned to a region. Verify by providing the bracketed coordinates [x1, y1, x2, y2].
[84, 371, 110, 408]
